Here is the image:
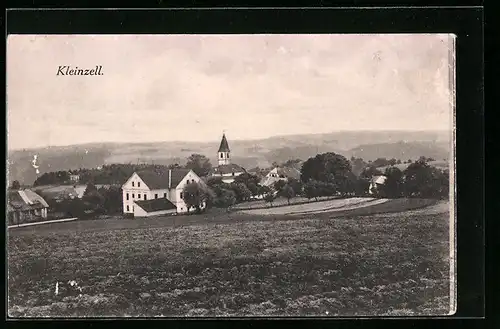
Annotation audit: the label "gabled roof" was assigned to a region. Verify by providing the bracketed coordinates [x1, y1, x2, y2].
[8, 190, 49, 212]
[218, 133, 230, 152]
[135, 198, 176, 213]
[211, 163, 246, 175]
[275, 167, 301, 180]
[135, 168, 192, 190]
[21, 189, 50, 208]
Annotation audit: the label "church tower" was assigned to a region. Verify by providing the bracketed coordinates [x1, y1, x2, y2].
[217, 133, 231, 166]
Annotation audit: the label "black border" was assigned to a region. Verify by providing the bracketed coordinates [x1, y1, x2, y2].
[5, 6, 485, 328]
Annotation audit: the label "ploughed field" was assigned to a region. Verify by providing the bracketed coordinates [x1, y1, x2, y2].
[8, 199, 451, 317]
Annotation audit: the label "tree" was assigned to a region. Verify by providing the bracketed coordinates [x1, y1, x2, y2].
[83, 183, 98, 197]
[388, 158, 398, 166]
[280, 184, 295, 205]
[304, 180, 320, 201]
[207, 176, 224, 188]
[350, 157, 369, 176]
[229, 182, 252, 203]
[335, 172, 358, 196]
[10, 180, 21, 190]
[234, 173, 261, 196]
[287, 178, 303, 196]
[372, 158, 390, 168]
[82, 184, 105, 214]
[396, 159, 402, 164]
[264, 191, 276, 207]
[273, 180, 286, 193]
[182, 182, 208, 214]
[359, 166, 383, 180]
[283, 159, 303, 170]
[300, 152, 352, 183]
[403, 160, 448, 198]
[258, 185, 272, 198]
[214, 189, 237, 212]
[185, 154, 212, 177]
[100, 186, 123, 215]
[380, 167, 404, 198]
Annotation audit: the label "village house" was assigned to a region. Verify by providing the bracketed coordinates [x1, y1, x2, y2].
[122, 168, 205, 217]
[33, 185, 81, 202]
[69, 173, 80, 183]
[260, 166, 301, 188]
[7, 189, 49, 225]
[210, 133, 246, 184]
[369, 175, 387, 195]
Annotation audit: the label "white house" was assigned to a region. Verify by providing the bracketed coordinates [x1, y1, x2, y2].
[369, 175, 387, 195]
[122, 168, 205, 217]
[210, 133, 246, 184]
[260, 166, 301, 188]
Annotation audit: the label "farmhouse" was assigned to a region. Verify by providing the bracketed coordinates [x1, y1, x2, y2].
[7, 189, 49, 225]
[122, 168, 205, 217]
[369, 175, 387, 195]
[210, 133, 246, 184]
[260, 166, 301, 188]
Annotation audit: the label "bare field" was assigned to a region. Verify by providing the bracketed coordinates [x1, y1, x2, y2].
[8, 200, 450, 317]
[239, 197, 385, 216]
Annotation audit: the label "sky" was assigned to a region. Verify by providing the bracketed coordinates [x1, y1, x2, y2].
[7, 34, 454, 150]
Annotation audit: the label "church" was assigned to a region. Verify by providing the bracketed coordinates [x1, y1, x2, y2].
[210, 133, 246, 184]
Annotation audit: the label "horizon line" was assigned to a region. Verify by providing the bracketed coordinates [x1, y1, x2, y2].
[8, 129, 450, 152]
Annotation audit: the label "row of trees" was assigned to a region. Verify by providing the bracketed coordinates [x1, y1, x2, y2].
[299, 153, 449, 200]
[45, 184, 123, 219]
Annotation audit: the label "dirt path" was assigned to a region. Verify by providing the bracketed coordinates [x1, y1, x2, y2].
[238, 197, 390, 216]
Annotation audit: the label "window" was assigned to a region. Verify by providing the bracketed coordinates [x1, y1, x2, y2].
[144, 194, 147, 200]
[164, 193, 167, 198]
[220, 153, 223, 158]
[138, 182, 141, 187]
[132, 182, 135, 187]
[138, 194, 142, 200]
[232, 172, 235, 176]
[192, 179, 195, 183]
[126, 193, 129, 200]
[132, 193, 135, 199]
[126, 205, 129, 212]
[180, 192, 184, 199]
[155, 194, 158, 199]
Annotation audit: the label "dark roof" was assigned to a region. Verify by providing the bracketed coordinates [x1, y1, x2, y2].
[218, 133, 230, 152]
[211, 163, 246, 175]
[136, 168, 191, 190]
[135, 198, 177, 213]
[276, 167, 301, 180]
[8, 190, 48, 212]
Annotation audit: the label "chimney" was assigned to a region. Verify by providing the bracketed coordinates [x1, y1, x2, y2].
[168, 169, 172, 189]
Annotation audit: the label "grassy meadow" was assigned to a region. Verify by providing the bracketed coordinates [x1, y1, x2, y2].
[8, 199, 451, 317]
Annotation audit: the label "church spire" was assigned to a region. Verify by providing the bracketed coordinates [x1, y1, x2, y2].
[217, 133, 231, 165]
[218, 133, 230, 153]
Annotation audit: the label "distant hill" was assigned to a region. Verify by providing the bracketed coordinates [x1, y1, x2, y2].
[7, 130, 450, 185]
[344, 141, 450, 163]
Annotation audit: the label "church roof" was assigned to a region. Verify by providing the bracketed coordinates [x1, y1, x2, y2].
[211, 164, 246, 175]
[218, 133, 231, 153]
